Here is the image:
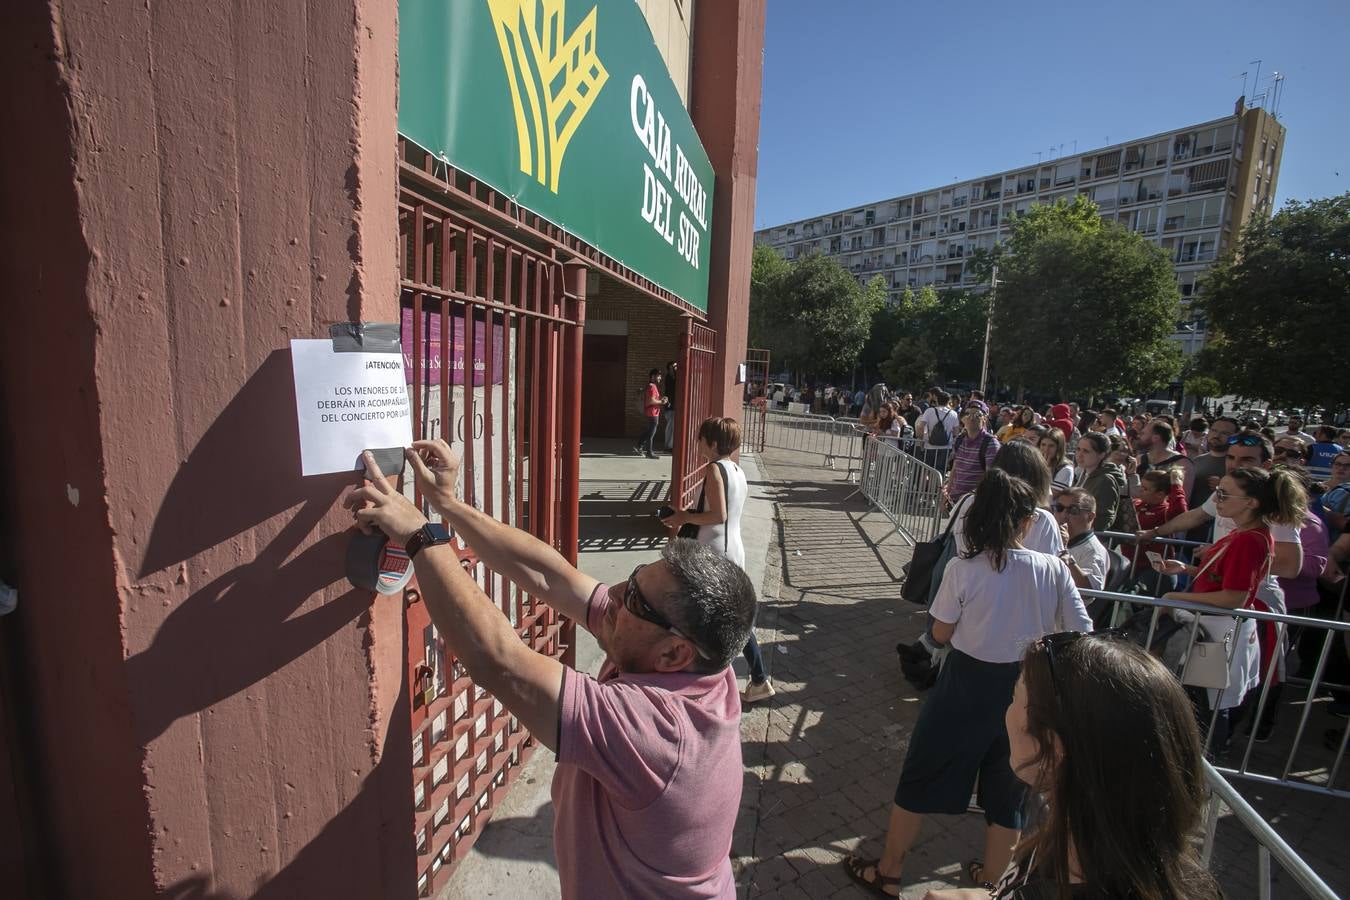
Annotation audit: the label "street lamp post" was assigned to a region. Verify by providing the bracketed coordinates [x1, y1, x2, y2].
[979, 263, 998, 395]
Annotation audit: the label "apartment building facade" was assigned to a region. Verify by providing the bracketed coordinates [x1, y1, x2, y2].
[755, 100, 1285, 355]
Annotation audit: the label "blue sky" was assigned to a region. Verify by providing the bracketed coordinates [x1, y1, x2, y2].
[752, 0, 1350, 229]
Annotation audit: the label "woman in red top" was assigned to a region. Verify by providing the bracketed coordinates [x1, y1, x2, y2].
[633, 368, 667, 459]
[1154, 466, 1307, 750]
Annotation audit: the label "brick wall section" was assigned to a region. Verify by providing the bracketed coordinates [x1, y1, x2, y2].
[587, 274, 687, 436]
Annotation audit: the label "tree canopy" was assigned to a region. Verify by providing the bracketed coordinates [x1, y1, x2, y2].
[1191, 193, 1350, 411]
[749, 246, 885, 379]
[987, 197, 1183, 398]
[877, 286, 988, 390]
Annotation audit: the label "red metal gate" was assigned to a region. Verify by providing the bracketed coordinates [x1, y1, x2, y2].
[670, 318, 719, 510]
[399, 160, 584, 895]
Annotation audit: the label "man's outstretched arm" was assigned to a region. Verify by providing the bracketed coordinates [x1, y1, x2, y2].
[346, 451, 564, 751]
[405, 440, 598, 623]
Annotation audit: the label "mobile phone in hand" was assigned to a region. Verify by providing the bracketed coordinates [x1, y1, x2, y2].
[1146, 550, 1164, 568]
[655, 504, 676, 520]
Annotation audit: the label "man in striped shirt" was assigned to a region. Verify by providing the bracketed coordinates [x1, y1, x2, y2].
[946, 402, 1000, 503]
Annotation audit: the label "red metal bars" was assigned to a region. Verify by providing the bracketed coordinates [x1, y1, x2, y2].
[671, 318, 720, 510]
[399, 173, 583, 896]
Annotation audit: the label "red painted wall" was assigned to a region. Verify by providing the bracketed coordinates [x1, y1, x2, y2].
[0, 2, 413, 896]
[691, 0, 767, 422]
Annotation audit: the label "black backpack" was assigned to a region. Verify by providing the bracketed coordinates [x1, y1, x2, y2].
[929, 408, 954, 446]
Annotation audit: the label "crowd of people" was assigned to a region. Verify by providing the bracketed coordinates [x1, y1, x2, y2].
[868, 388, 1350, 750]
[340, 382, 1347, 898]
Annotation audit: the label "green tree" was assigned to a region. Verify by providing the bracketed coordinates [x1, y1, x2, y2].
[748, 243, 794, 363]
[988, 198, 1182, 398]
[1192, 193, 1350, 410]
[876, 286, 988, 390]
[748, 247, 884, 379]
[858, 298, 908, 384]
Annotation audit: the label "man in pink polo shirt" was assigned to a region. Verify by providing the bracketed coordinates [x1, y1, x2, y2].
[346, 438, 757, 899]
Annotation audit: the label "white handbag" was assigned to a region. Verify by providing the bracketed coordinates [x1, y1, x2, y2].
[1178, 542, 1236, 691]
[1180, 631, 1233, 690]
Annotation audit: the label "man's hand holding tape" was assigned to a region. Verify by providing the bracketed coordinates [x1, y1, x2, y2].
[345, 439, 586, 753]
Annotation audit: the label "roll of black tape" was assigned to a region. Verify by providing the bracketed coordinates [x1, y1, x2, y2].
[346, 530, 415, 595]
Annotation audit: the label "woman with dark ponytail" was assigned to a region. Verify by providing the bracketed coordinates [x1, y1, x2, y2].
[845, 471, 1092, 895]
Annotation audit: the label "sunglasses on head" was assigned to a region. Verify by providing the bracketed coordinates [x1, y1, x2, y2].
[623, 565, 712, 660]
[1227, 434, 1265, 447]
[1041, 631, 1089, 696]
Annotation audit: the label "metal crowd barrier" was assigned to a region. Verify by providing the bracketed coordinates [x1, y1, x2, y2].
[1200, 759, 1339, 900]
[855, 436, 946, 546]
[743, 406, 879, 473]
[1077, 572, 1350, 801]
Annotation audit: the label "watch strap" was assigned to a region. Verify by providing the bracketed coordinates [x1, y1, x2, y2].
[406, 522, 454, 559]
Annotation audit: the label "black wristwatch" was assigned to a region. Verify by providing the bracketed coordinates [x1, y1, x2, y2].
[405, 522, 455, 559]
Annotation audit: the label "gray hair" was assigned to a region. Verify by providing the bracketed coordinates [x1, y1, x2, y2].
[661, 539, 757, 672]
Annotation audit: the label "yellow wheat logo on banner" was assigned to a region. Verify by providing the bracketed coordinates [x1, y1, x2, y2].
[487, 0, 609, 194]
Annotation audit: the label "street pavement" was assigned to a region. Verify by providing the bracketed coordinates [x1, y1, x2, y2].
[444, 441, 1350, 899]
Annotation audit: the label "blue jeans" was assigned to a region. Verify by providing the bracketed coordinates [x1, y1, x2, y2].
[635, 416, 660, 452]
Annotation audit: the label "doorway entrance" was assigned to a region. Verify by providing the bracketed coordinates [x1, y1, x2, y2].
[581, 333, 628, 438]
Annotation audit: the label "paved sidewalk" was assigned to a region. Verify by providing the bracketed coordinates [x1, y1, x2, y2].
[734, 447, 977, 899]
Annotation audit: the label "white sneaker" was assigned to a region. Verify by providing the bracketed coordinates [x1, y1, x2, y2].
[742, 679, 775, 703]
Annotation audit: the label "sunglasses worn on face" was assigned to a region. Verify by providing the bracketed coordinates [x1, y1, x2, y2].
[623, 566, 712, 660]
[1274, 447, 1305, 458]
[1212, 487, 1251, 503]
[1053, 503, 1083, 515]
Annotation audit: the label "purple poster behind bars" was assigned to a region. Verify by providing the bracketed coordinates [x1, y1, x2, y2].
[401, 305, 505, 387]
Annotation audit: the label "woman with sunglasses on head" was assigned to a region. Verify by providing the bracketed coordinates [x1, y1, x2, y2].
[1153, 465, 1308, 751]
[922, 634, 1221, 900]
[663, 417, 774, 703]
[845, 470, 1092, 896]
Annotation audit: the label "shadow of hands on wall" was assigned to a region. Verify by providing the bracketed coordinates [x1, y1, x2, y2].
[126, 349, 370, 743]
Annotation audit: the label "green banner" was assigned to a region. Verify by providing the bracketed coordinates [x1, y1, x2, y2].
[399, 0, 715, 312]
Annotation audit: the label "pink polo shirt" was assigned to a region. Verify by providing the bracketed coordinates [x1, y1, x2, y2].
[551, 585, 742, 899]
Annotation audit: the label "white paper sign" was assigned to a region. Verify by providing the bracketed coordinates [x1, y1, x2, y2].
[290, 339, 414, 475]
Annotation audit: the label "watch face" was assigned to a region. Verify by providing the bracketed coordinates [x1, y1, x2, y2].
[423, 523, 451, 543]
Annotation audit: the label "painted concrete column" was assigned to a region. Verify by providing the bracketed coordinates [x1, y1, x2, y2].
[690, 0, 767, 421]
[0, 1, 412, 897]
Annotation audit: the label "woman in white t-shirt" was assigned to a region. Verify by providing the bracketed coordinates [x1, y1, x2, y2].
[906, 442, 1066, 676]
[845, 470, 1092, 895]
